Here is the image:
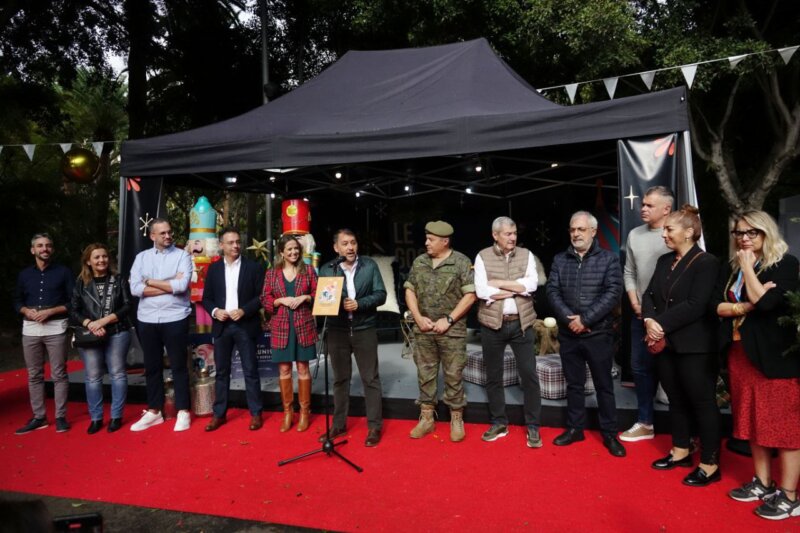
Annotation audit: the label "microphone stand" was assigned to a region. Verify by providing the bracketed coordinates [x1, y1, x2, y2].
[278, 261, 363, 472]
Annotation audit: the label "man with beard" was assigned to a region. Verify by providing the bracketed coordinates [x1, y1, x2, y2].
[546, 211, 626, 457]
[14, 233, 74, 434]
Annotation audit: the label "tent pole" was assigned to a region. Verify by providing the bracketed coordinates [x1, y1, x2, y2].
[266, 194, 273, 262]
[260, 0, 270, 104]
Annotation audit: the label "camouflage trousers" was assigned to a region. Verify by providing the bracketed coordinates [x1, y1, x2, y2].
[412, 333, 467, 409]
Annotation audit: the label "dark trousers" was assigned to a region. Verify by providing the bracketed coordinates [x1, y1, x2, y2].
[328, 327, 383, 430]
[656, 349, 720, 464]
[481, 321, 541, 427]
[138, 318, 190, 411]
[559, 332, 618, 435]
[212, 322, 263, 417]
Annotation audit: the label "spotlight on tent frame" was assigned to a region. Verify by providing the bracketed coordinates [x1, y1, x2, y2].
[404, 185, 411, 192]
[303, 197, 309, 202]
[224, 175, 237, 184]
[474, 164, 482, 173]
[335, 171, 343, 179]
[550, 162, 559, 168]
[465, 187, 473, 194]
[269, 175, 276, 182]
[355, 191, 362, 198]
[270, 193, 276, 199]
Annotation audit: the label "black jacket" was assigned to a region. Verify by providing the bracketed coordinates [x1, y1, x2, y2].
[546, 240, 622, 337]
[642, 245, 719, 354]
[202, 257, 266, 338]
[318, 256, 387, 331]
[69, 274, 132, 335]
[712, 254, 800, 379]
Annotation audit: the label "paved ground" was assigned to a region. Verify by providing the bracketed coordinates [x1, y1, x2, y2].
[0, 328, 319, 533]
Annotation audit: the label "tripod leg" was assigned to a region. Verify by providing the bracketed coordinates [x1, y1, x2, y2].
[331, 448, 364, 473]
[277, 448, 325, 467]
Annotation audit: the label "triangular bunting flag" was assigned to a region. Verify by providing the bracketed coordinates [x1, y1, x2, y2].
[59, 143, 73, 153]
[779, 46, 798, 65]
[565, 83, 579, 104]
[640, 71, 655, 90]
[681, 64, 698, 89]
[728, 54, 747, 68]
[602, 77, 618, 99]
[92, 141, 105, 155]
[23, 144, 36, 161]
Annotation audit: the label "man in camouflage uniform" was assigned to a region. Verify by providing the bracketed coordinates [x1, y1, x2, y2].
[404, 220, 476, 442]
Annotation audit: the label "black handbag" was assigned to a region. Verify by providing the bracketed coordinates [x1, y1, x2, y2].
[73, 326, 107, 348]
[72, 276, 113, 349]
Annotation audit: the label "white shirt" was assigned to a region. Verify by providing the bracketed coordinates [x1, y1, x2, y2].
[223, 256, 241, 311]
[22, 318, 69, 337]
[474, 250, 538, 315]
[341, 258, 358, 319]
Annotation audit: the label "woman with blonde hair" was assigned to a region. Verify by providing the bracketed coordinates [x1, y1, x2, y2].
[714, 210, 800, 520]
[69, 243, 131, 434]
[261, 234, 318, 432]
[642, 205, 721, 486]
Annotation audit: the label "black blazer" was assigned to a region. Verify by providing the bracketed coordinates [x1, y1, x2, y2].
[642, 244, 720, 354]
[202, 257, 266, 338]
[713, 254, 800, 379]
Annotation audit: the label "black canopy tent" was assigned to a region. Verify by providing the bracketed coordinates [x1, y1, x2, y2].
[120, 38, 690, 200]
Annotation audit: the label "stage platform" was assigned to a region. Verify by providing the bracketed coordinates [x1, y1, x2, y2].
[61, 339, 731, 433]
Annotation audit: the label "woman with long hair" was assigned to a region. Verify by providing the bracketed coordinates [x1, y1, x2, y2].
[69, 243, 131, 434]
[642, 205, 721, 486]
[261, 234, 318, 432]
[714, 210, 800, 520]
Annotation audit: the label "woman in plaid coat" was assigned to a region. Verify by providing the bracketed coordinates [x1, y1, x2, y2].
[261, 235, 319, 432]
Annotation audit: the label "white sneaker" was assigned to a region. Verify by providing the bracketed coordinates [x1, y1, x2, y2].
[174, 410, 191, 432]
[619, 422, 655, 442]
[130, 410, 164, 432]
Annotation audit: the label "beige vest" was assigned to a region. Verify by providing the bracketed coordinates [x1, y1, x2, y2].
[477, 246, 537, 331]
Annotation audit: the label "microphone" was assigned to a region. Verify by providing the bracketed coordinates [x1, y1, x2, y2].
[332, 256, 347, 267]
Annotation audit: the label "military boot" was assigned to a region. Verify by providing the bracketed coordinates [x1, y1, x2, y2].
[450, 408, 465, 442]
[409, 404, 435, 438]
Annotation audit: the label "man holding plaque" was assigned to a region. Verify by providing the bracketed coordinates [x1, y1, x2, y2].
[404, 221, 476, 442]
[318, 229, 387, 447]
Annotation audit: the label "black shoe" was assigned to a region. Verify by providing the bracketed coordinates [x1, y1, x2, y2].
[603, 435, 627, 457]
[319, 426, 347, 442]
[682, 466, 721, 487]
[15, 418, 49, 435]
[87, 420, 103, 435]
[553, 428, 585, 446]
[55, 417, 70, 433]
[652, 452, 693, 470]
[107, 418, 123, 433]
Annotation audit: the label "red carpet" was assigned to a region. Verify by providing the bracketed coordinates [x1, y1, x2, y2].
[0, 366, 794, 532]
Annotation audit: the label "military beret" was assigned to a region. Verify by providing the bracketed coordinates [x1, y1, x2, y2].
[424, 220, 454, 237]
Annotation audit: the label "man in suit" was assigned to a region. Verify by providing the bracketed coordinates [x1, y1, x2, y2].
[202, 228, 266, 431]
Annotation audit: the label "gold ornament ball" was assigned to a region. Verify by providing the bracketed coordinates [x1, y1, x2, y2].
[61, 148, 100, 184]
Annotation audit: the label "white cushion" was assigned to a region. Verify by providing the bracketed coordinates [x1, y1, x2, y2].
[369, 255, 400, 314]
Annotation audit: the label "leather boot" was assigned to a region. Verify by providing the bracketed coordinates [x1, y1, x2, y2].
[450, 408, 465, 442]
[296, 378, 312, 432]
[409, 404, 436, 439]
[279, 377, 294, 432]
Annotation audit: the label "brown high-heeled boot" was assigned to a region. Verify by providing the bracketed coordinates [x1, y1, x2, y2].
[296, 378, 311, 432]
[279, 377, 294, 432]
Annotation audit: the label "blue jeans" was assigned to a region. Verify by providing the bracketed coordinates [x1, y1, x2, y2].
[630, 318, 655, 425]
[79, 330, 130, 420]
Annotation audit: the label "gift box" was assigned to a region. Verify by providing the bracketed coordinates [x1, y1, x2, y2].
[464, 348, 520, 387]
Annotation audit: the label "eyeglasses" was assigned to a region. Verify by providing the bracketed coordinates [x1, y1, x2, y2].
[731, 229, 761, 239]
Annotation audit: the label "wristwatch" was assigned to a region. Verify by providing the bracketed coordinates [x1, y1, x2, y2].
[446, 315, 455, 325]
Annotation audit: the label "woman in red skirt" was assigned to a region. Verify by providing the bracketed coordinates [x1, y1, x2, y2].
[714, 210, 800, 521]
